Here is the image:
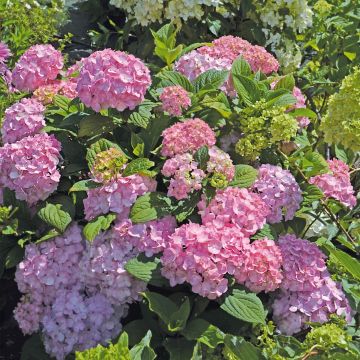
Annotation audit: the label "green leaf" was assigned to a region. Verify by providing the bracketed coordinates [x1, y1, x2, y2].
[193, 69, 228, 93]
[69, 179, 100, 192]
[78, 114, 116, 137]
[325, 246, 360, 281]
[274, 74, 295, 91]
[83, 213, 117, 242]
[86, 139, 124, 169]
[169, 297, 191, 332]
[131, 133, 145, 157]
[21, 334, 49, 360]
[229, 165, 258, 188]
[163, 338, 197, 360]
[220, 289, 266, 324]
[5, 245, 24, 269]
[302, 185, 324, 204]
[335, 145, 350, 164]
[299, 151, 329, 177]
[117, 332, 131, 359]
[123, 158, 155, 177]
[158, 70, 194, 92]
[129, 112, 151, 129]
[289, 108, 317, 119]
[182, 319, 225, 348]
[344, 51, 356, 61]
[142, 291, 178, 324]
[178, 42, 210, 58]
[38, 203, 72, 233]
[172, 192, 201, 222]
[231, 56, 252, 77]
[224, 335, 263, 360]
[251, 224, 275, 240]
[125, 255, 163, 284]
[129, 330, 156, 360]
[193, 146, 209, 170]
[232, 75, 260, 105]
[130, 192, 172, 224]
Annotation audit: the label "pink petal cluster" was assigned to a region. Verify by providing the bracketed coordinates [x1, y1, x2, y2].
[162, 153, 206, 200]
[291, 86, 310, 128]
[272, 277, 352, 335]
[207, 146, 235, 181]
[198, 187, 270, 237]
[234, 238, 283, 293]
[161, 223, 250, 299]
[0, 41, 11, 63]
[33, 80, 77, 105]
[42, 289, 125, 360]
[160, 85, 191, 116]
[12, 45, 63, 92]
[1, 98, 45, 144]
[252, 164, 302, 224]
[83, 174, 156, 220]
[114, 216, 177, 257]
[0, 133, 61, 204]
[279, 234, 327, 292]
[79, 226, 146, 306]
[309, 159, 357, 208]
[76, 49, 151, 112]
[161, 118, 216, 157]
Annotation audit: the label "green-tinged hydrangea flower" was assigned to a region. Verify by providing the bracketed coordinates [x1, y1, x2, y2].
[269, 112, 299, 142]
[321, 68, 360, 151]
[210, 172, 228, 189]
[235, 134, 269, 161]
[91, 148, 128, 182]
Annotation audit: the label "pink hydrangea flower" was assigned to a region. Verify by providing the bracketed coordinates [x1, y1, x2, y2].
[207, 146, 235, 181]
[42, 289, 125, 360]
[162, 153, 206, 200]
[272, 277, 352, 335]
[12, 45, 63, 92]
[0, 133, 62, 204]
[291, 86, 310, 128]
[234, 238, 283, 293]
[112, 216, 177, 257]
[0, 41, 11, 63]
[79, 227, 146, 306]
[33, 80, 77, 105]
[161, 118, 216, 157]
[160, 85, 191, 116]
[309, 159, 356, 208]
[279, 234, 327, 292]
[83, 174, 156, 220]
[76, 49, 151, 112]
[198, 187, 270, 237]
[161, 223, 250, 299]
[252, 164, 302, 224]
[1, 98, 45, 144]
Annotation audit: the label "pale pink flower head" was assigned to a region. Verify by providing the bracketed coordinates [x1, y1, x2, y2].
[33, 80, 63, 105]
[0, 133, 62, 204]
[12, 45, 63, 92]
[160, 85, 191, 116]
[234, 238, 283, 293]
[309, 159, 356, 208]
[198, 187, 270, 237]
[252, 164, 302, 224]
[207, 146, 235, 181]
[161, 222, 250, 299]
[2, 98, 45, 144]
[0, 41, 11, 63]
[76, 49, 151, 112]
[161, 118, 216, 157]
[279, 234, 327, 292]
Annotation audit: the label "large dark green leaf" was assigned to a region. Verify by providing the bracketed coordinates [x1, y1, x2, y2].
[37, 203, 72, 233]
[193, 69, 228, 93]
[229, 165, 258, 188]
[78, 114, 116, 137]
[83, 213, 117, 242]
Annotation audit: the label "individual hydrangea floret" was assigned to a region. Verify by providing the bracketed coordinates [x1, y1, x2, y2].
[161, 223, 250, 299]
[161, 118, 216, 157]
[234, 238, 283, 293]
[83, 174, 156, 220]
[12, 44, 63, 92]
[162, 153, 206, 200]
[252, 164, 302, 223]
[279, 234, 327, 292]
[0, 41, 11, 63]
[198, 187, 269, 237]
[1, 98, 45, 144]
[76, 49, 151, 112]
[272, 277, 352, 335]
[79, 227, 146, 306]
[320, 68, 360, 152]
[160, 85, 191, 116]
[309, 159, 357, 208]
[0, 133, 62, 205]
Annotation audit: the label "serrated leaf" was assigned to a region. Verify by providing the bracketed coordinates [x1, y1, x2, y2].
[232, 75, 260, 105]
[193, 69, 228, 93]
[83, 213, 116, 242]
[86, 139, 124, 168]
[38, 203, 72, 233]
[142, 291, 178, 324]
[220, 289, 266, 324]
[78, 114, 116, 137]
[231, 56, 252, 77]
[300, 151, 329, 177]
[158, 70, 194, 92]
[302, 185, 324, 204]
[69, 179, 100, 192]
[125, 255, 162, 284]
[224, 335, 263, 360]
[123, 158, 155, 177]
[274, 74, 295, 91]
[251, 224, 275, 240]
[325, 246, 360, 280]
[230, 165, 258, 188]
[129, 112, 151, 129]
[130, 192, 172, 224]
